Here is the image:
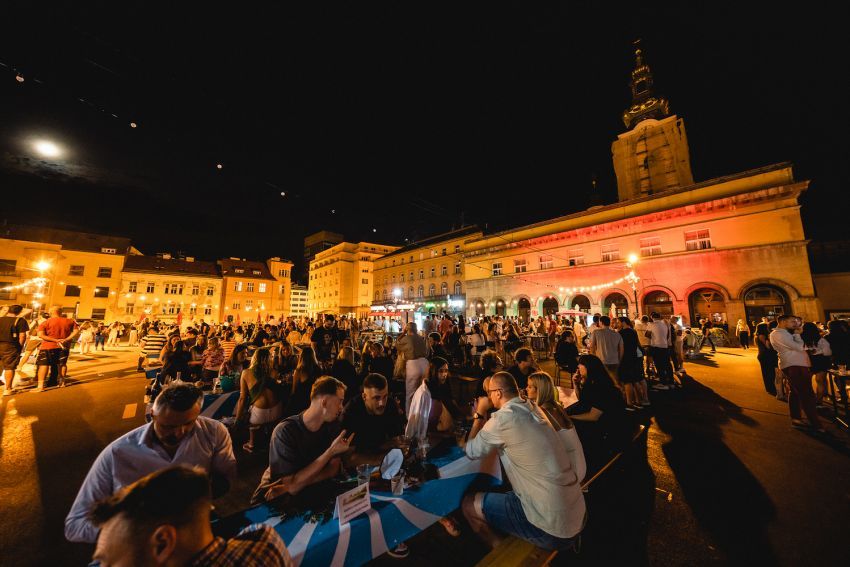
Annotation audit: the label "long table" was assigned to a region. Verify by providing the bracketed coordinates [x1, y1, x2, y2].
[215, 441, 501, 566]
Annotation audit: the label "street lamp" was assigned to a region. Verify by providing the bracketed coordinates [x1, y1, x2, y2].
[625, 254, 640, 319]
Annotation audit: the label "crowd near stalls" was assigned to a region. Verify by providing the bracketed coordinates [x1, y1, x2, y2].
[0, 302, 845, 563]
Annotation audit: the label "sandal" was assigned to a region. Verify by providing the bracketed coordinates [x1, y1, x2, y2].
[439, 517, 461, 537]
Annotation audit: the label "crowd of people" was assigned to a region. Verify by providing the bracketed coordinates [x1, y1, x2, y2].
[2, 302, 846, 564]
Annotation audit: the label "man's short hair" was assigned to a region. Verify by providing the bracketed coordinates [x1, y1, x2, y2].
[514, 347, 533, 363]
[650, 312, 661, 319]
[490, 371, 519, 394]
[153, 383, 203, 413]
[428, 332, 441, 342]
[324, 314, 335, 323]
[777, 315, 795, 324]
[408, 323, 418, 333]
[641, 315, 649, 323]
[185, 328, 198, 336]
[310, 376, 346, 400]
[599, 315, 611, 326]
[362, 373, 388, 391]
[89, 466, 210, 532]
[6, 304, 23, 315]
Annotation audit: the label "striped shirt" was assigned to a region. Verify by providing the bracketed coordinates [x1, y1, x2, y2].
[220, 340, 237, 361]
[141, 333, 168, 357]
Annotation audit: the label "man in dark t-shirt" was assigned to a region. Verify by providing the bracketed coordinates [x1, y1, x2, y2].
[311, 316, 339, 364]
[506, 347, 536, 390]
[341, 373, 405, 450]
[0, 304, 30, 395]
[253, 376, 350, 504]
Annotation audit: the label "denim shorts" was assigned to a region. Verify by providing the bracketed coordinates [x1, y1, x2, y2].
[482, 491, 578, 551]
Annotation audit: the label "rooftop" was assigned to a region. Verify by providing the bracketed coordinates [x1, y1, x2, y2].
[0, 223, 132, 254]
[123, 255, 221, 277]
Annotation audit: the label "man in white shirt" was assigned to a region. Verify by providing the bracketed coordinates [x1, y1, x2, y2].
[588, 316, 624, 385]
[646, 312, 674, 389]
[65, 383, 237, 543]
[769, 315, 824, 432]
[462, 372, 585, 551]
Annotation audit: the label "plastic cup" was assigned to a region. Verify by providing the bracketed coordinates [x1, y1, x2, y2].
[391, 470, 405, 495]
[356, 464, 373, 486]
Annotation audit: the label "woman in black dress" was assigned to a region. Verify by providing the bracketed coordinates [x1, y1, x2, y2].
[567, 354, 631, 455]
[617, 317, 647, 409]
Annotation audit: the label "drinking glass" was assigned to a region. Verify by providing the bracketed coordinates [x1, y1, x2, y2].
[391, 470, 405, 495]
[356, 464, 373, 486]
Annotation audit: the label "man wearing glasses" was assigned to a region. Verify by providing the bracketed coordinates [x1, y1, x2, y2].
[461, 372, 586, 551]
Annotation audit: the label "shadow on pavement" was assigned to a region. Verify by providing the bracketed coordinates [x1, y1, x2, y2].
[651, 374, 778, 564]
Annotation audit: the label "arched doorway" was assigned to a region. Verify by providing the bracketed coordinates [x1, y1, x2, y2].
[494, 299, 507, 317]
[744, 285, 789, 323]
[689, 288, 727, 324]
[517, 298, 531, 324]
[603, 292, 629, 318]
[571, 295, 591, 312]
[644, 290, 674, 318]
[474, 300, 486, 318]
[542, 297, 559, 317]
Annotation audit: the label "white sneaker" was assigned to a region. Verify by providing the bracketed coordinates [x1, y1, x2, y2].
[652, 384, 671, 391]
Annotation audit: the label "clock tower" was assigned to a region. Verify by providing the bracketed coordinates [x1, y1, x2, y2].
[611, 40, 694, 202]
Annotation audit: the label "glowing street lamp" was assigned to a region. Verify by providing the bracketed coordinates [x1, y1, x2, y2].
[625, 253, 640, 318]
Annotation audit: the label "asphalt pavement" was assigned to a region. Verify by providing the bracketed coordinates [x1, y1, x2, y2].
[1, 345, 848, 566]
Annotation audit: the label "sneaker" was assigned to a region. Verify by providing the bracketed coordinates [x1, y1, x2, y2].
[387, 543, 410, 559]
[641, 401, 651, 406]
[651, 384, 671, 391]
[625, 406, 637, 412]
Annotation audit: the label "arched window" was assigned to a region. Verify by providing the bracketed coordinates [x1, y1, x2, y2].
[429, 284, 436, 297]
[454, 281, 462, 295]
[400, 273, 404, 282]
[408, 286, 414, 299]
[418, 285, 424, 298]
[382, 290, 387, 300]
[375, 291, 380, 301]
[440, 282, 448, 295]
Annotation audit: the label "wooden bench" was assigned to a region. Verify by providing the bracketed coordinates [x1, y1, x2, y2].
[474, 424, 648, 567]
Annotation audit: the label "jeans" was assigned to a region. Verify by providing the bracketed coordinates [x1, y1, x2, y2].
[783, 366, 822, 429]
[649, 346, 673, 384]
[482, 491, 579, 551]
[94, 335, 105, 350]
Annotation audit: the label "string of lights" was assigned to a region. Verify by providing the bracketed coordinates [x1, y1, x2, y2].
[1, 277, 47, 292]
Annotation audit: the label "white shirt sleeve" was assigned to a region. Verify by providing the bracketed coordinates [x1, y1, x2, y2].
[65, 446, 115, 543]
[465, 415, 503, 460]
[210, 421, 238, 486]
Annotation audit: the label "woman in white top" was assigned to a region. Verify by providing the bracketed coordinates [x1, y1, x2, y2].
[106, 322, 120, 347]
[466, 323, 487, 367]
[78, 322, 95, 355]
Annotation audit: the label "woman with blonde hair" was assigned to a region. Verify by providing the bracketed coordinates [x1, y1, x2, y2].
[735, 319, 750, 350]
[236, 347, 283, 453]
[526, 371, 574, 430]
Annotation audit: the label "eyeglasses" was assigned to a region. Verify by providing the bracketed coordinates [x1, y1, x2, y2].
[485, 388, 503, 395]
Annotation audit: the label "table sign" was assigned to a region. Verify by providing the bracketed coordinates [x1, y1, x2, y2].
[334, 481, 371, 527]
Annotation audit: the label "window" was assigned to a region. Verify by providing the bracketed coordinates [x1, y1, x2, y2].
[146, 282, 155, 293]
[442, 248, 447, 256]
[278, 269, 289, 277]
[94, 286, 109, 298]
[601, 244, 620, 262]
[492, 262, 503, 276]
[280, 284, 286, 294]
[91, 308, 107, 320]
[400, 273, 404, 282]
[441, 265, 447, 276]
[685, 229, 712, 251]
[419, 269, 424, 280]
[455, 245, 460, 254]
[259, 283, 267, 293]
[418, 285, 424, 298]
[101, 247, 117, 254]
[409, 271, 414, 281]
[204, 306, 212, 316]
[234, 281, 243, 292]
[640, 237, 662, 257]
[455, 262, 461, 274]
[206, 287, 214, 296]
[191, 284, 200, 295]
[410, 256, 414, 263]
[375, 291, 381, 301]
[125, 303, 135, 315]
[441, 282, 448, 295]
[232, 302, 241, 310]
[362, 278, 369, 285]
[252, 270, 261, 276]
[165, 283, 183, 295]
[234, 268, 244, 274]
[430, 267, 435, 278]
[65, 284, 81, 297]
[514, 259, 527, 273]
[128, 281, 137, 293]
[539, 255, 553, 270]
[382, 290, 388, 300]
[409, 286, 414, 298]
[454, 281, 462, 295]
[167, 305, 178, 315]
[247, 282, 255, 292]
[392, 275, 396, 283]
[568, 249, 584, 266]
[0, 259, 16, 275]
[429, 284, 436, 296]
[69, 265, 85, 276]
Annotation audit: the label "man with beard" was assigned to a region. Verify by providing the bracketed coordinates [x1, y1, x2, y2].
[65, 383, 236, 543]
[341, 373, 405, 450]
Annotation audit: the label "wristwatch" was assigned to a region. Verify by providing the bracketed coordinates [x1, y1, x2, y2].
[473, 412, 485, 420]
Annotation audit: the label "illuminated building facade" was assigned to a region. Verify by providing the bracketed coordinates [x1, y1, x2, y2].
[218, 257, 293, 325]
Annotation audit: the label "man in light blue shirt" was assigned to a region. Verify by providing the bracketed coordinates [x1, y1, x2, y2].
[65, 383, 237, 543]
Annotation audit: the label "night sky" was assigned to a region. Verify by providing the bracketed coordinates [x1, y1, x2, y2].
[2, 4, 847, 282]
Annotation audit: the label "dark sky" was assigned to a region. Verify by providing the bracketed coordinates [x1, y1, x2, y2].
[2, 4, 847, 282]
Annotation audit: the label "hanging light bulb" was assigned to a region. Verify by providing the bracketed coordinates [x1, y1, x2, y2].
[15, 74, 24, 83]
[130, 122, 138, 128]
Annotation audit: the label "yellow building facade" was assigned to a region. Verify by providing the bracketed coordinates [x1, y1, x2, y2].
[0, 226, 131, 321]
[370, 226, 482, 317]
[308, 242, 399, 318]
[218, 258, 293, 325]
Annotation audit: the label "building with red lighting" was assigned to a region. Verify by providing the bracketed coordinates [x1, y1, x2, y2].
[462, 45, 821, 327]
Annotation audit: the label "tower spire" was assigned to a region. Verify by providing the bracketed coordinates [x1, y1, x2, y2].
[622, 39, 670, 129]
